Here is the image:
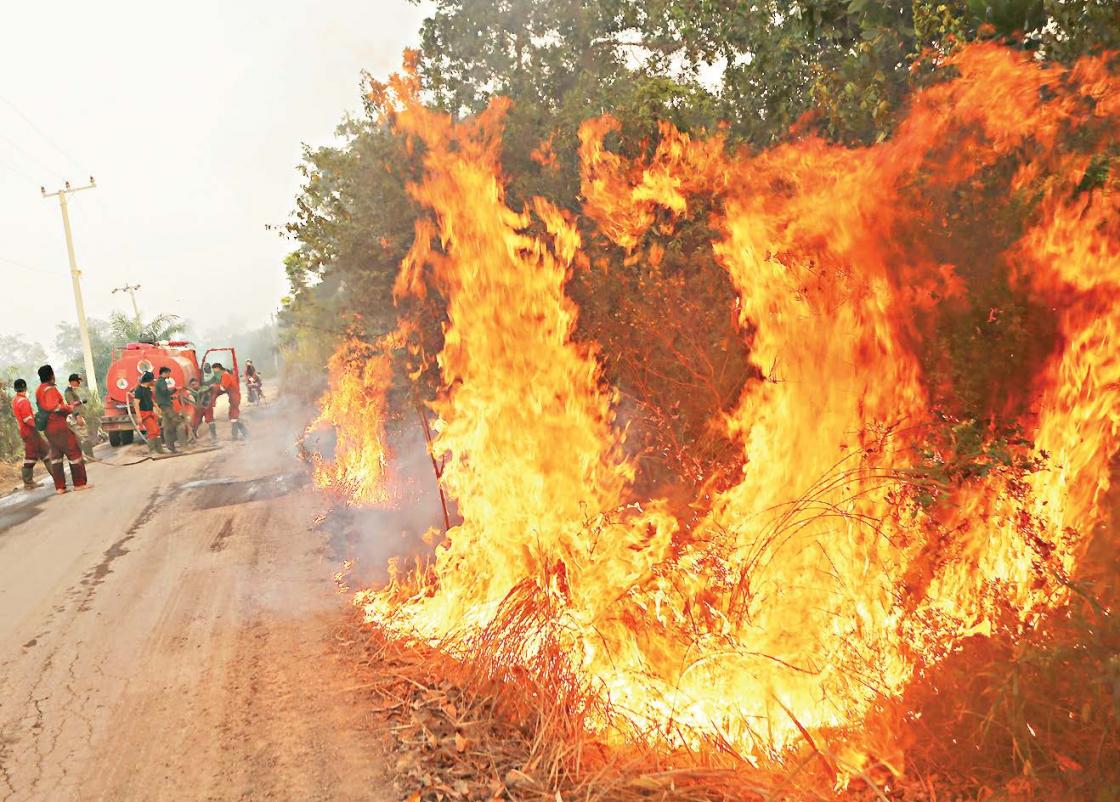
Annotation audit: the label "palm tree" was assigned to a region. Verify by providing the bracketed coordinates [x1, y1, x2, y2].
[109, 311, 189, 344]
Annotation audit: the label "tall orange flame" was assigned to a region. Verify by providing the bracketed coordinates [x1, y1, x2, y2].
[316, 44, 1120, 766]
[307, 337, 396, 506]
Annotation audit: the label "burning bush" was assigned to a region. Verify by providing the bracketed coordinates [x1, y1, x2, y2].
[301, 40, 1120, 799]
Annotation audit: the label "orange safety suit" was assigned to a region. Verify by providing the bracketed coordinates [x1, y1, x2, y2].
[12, 393, 48, 464]
[220, 371, 240, 422]
[35, 382, 88, 491]
[133, 384, 161, 439]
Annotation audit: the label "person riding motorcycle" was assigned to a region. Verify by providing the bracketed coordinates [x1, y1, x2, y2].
[244, 360, 264, 404]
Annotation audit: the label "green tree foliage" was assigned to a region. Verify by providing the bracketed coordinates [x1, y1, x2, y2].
[282, 117, 419, 342]
[283, 0, 1118, 499]
[0, 335, 48, 385]
[0, 336, 49, 460]
[108, 311, 188, 344]
[55, 319, 115, 391]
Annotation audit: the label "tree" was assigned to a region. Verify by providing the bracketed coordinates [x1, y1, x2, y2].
[0, 335, 49, 460]
[55, 318, 115, 390]
[108, 311, 188, 344]
[0, 335, 49, 385]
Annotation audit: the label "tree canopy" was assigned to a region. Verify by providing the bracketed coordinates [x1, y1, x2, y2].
[281, 0, 1118, 487]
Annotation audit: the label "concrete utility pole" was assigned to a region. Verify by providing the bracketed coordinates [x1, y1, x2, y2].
[42, 178, 99, 397]
[112, 283, 142, 325]
[270, 312, 281, 375]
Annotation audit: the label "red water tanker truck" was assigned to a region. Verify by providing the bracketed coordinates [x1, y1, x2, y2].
[100, 341, 239, 446]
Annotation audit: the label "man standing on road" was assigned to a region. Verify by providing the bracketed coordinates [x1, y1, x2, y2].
[211, 363, 247, 440]
[154, 367, 182, 452]
[10, 378, 50, 490]
[35, 365, 90, 494]
[186, 377, 217, 442]
[64, 373, 99, 460]
[132, 371, 166, 455]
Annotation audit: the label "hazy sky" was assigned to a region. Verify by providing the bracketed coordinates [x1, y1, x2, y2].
[0, 0, 427, 357]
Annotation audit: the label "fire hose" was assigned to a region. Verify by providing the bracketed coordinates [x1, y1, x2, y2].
[87, 401, 219, 466]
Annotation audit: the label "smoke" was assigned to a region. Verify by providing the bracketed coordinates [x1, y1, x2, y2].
[310, 414, 451, 588]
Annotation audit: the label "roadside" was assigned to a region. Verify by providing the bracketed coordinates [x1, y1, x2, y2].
[0, 400, 393, 802]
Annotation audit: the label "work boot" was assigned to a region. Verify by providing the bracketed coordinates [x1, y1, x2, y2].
[208, 422, 217, 441]
[148, 438, 166, 455]
[230, 422, 240, 441]
[21, 463, 36, 489]
[235, 421, 248, 439]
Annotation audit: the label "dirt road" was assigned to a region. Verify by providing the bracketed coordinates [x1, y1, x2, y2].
[0, 403, 392, 802]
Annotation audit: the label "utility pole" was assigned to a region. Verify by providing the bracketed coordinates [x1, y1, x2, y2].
[270, 312, 281, 375]
[42, 178, 99, 397]
[112, 283, 142, 324]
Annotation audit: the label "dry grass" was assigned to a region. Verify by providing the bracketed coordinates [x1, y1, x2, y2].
[0, 459, 25, 496]
[333, 610, 968, 802]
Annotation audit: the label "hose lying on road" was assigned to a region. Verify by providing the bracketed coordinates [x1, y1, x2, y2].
[88, 402, 221, 465]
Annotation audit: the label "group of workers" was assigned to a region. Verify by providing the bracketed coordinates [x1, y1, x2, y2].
[132, 361, 250, 455]
[9, 365, 91, 494]
[8, 359, 263, 493]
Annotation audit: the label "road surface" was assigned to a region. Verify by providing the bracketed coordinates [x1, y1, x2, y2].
[0, 402, 392, 801]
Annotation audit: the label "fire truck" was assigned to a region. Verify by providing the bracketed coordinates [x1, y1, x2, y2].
[100, 341, 239, 446]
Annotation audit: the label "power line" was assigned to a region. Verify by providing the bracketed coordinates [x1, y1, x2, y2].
[0, 94, 85, 172]
[0, 255, 65, 276]
[0, 130, 65, 181]
[0, 154, 37, 185]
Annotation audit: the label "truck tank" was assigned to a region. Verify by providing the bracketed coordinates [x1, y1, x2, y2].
[101, 341, 202, 445]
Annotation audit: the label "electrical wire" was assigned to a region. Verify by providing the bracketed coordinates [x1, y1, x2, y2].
[0, 94, 86, 173]
[0, 255, 64, 276]
[0, 149, 38, 184]
[0, 130, 65, 182]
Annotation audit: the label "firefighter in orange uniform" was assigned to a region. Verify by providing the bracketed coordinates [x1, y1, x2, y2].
[186, 377, 217, 441]
[35, 365, 90, 494]
[10, 378, 50, 490]
[211, 363, 247, 439]
[132, 371, 165, 454]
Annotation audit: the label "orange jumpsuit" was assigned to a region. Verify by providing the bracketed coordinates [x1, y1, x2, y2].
[220, 372, 240, 421]
[12, 394, 48, 463]
[35, 383, 88, 491]
[133, 384, 161, 439]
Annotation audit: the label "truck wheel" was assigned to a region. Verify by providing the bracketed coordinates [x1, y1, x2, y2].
[121, 430, 135, 445]
[109, 431, 122, 447]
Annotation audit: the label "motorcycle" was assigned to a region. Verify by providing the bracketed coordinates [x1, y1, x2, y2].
[246, 375, 265, 405]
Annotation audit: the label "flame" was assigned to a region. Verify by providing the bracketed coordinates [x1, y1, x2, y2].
[315, 45, 1120, 765]
[306, 337, 396, 506]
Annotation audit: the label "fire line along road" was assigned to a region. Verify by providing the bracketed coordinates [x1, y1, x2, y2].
[0, 401, 393, 802]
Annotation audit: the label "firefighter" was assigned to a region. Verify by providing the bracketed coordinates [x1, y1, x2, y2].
[186, 376, 217, 441]
[35, 364, 90, 494]
[154, 367, 182, 452]
[10, 378, 50, 490]
[64, 373, 99, 460]
[132, 372, 165, 454]
[211, 362, 247, 439]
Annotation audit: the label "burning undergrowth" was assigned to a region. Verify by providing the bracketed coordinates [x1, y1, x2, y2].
[306, 42, 1120, 797]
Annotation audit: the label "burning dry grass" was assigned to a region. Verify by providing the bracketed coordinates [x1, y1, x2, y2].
[313, 41, 1120, 799]
[341, 614, 777, 802]
[338, 604, 1118, 802]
